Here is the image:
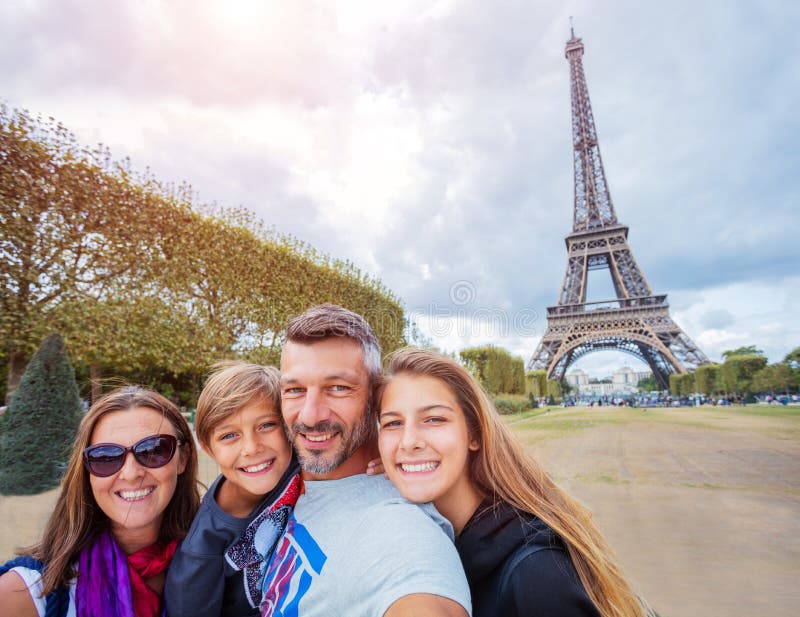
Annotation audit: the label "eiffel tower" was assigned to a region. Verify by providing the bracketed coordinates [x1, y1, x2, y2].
[528, 28, 709, 390]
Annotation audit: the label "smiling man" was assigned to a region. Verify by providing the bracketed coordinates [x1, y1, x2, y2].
[260, 304, 470, 617]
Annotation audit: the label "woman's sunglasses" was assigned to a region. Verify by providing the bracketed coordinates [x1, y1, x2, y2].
[83, 434, 182, 477]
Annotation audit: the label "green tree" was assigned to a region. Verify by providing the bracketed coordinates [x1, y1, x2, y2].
[546, 379, 563, 400]
[720, 355, 768, 395]
[752, 364, 797, 394]
[680, 373, 696, 396]
[1, 105, 406, 402]
[0, 333, 82, 494]
[694, 364, 720, 396]
[721, 346, 765, 360]
[637, 375, 658, 392]
[783, 347, 800, 368]
[0, 106, 193, 397]
[669, 373, 695, 396]
[460, 346, 525, 394]
[526, 370, 548, 398]
[669, 374, 680, 396]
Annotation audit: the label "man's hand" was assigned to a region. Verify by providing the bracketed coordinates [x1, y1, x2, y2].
[385, 594, 469, 617]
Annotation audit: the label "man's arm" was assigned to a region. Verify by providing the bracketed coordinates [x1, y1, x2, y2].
[340, 493, 471, 616]
[385, 593, 469, 617]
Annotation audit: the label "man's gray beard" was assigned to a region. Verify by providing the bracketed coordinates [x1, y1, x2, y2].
[288, 412, 377, 475]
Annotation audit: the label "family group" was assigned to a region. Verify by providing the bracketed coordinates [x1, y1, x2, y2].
[0, 304, 647, 617]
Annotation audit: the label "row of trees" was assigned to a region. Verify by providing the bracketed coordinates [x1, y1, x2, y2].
[1, 105, 405, 403]
[453, 342, 797, 404]
[457, 346, 569, 411]
[454, 342, 574, 401]
[459, 345, 526, 395]
[669, 346, 800, 397]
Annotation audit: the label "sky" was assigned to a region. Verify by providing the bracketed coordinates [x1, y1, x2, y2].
[2, 0, 798, 377]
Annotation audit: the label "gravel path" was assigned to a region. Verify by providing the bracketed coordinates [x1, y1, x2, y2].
[520, 406, 800, 617]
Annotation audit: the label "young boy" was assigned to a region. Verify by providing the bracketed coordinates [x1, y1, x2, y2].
[165, 362, 300, 617]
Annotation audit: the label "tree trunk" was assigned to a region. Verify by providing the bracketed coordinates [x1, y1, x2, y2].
[89, 362, 103, 403]
[6, 349, 29, 403]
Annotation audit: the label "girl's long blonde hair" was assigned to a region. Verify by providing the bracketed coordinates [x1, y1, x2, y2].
[22, 386, 200, 595]
[381, 348, 645, 617]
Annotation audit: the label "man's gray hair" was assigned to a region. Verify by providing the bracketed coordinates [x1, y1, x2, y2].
[284, 304, 382, 384]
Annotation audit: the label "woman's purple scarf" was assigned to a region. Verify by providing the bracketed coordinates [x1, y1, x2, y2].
[75, 530, 136, 617]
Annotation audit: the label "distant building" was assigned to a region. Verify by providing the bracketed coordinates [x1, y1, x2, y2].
[566, 366, 653, 395]
[613, 366, 653, 387]
[565, 369, 589, 388]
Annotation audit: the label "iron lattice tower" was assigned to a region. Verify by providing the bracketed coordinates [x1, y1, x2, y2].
[528, 29, 708, 389]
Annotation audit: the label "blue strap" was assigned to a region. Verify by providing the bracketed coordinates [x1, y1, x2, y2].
[0, 555, 47, 575]
[1, 556, 70, 617]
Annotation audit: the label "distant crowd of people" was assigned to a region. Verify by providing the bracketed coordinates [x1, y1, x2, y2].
[564, 393, 797, 408]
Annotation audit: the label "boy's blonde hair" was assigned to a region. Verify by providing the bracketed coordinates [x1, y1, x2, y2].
[196, 361, 282, 446]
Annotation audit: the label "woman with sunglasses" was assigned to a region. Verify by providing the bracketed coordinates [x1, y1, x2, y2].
[0, 386, 200, 617]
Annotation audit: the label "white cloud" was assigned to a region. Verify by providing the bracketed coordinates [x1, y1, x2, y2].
[670, 277, 800, 364]
[1, 0, 797, 378]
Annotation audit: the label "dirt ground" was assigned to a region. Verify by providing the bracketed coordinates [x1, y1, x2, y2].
[511, 405, 800, 617]
[2, 405, 798, 616]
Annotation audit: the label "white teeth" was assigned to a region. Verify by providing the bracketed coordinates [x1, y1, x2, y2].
[117, 487, 155, 500]
[306, 433, 335, 442]
[243, 460, 273, 473]
[400, 462, 439, 473]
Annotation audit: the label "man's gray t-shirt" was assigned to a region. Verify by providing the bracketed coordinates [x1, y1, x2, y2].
[259, 473, 471, 616]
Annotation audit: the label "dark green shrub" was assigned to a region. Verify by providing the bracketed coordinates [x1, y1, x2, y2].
[492, 394, 530, 415]
[0, 334, 83, 494]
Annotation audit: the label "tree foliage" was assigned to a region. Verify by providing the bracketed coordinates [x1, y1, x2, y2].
[752, 364, 797, 394]
[460, 345, 525, 394]
[719, 355, 767, 395]
[694, 364, 720, 396]
[525, 370, 563, 402]
[526, 370, 548, 398]
[546, 379, 563, 400]
[637, 375, 658, 392]
[784, 347, 800, 368]
[0, 333, 82, 494]
[721, 346, 765, 360]
[669, 373, 695, 396]
[1, 105, 405, 402]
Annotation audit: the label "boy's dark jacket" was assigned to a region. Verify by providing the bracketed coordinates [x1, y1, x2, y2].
[165, 459, 300, 617]
[455, 500, 601, 617]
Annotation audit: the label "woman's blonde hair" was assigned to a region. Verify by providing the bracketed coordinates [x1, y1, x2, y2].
[195, 362, 282, 447]
[381, 348, 645, 617]
[23, 386, 199, 595]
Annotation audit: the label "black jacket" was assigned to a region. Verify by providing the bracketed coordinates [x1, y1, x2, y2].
[165, 459, 300, 617]
[456, 501, 601, 617]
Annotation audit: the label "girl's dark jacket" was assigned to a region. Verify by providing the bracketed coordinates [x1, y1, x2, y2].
[455, 500, 601, 617]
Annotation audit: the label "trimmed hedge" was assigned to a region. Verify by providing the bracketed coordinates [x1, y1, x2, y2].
[461, 346, 526, 394]
[492, 394, 531, 415]
[0, 334, 82, 495]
